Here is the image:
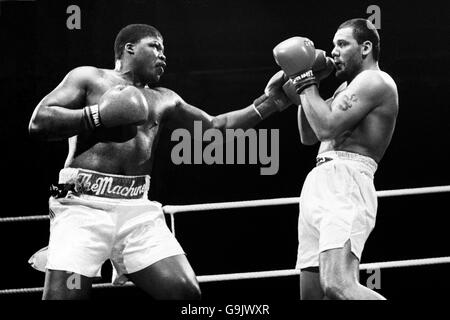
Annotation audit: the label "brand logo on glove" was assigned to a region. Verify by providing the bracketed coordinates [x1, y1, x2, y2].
[292, 70, 314, 85]
[90, 105, 101, 127]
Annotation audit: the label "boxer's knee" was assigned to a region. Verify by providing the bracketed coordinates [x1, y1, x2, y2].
[181, 280, 202, 300]
[170, 275, 201, 300]
[320, 270, 359, 300]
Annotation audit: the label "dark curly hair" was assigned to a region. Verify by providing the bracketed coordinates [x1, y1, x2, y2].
[114, 24, 162, 60]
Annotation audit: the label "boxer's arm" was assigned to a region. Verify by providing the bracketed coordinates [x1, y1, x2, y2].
[299, 70, 386, 141]
[297, 97, 334, 145]
[165, 72, 290, 133]
[297, 100, 332, 145]
[28, 66, 97, 141]
[167, 95, 263, 134]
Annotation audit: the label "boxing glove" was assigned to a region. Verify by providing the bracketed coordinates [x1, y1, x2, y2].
[252, 70, 292, 119]
[282, 49, 336, 105]
[83, 85, 149, 130]
[273, 37, 317, 94]
[313, 49, 335, 81]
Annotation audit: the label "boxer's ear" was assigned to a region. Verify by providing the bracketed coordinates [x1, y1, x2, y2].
[361, 40, 372, 59]
[125, 43, 135, 55]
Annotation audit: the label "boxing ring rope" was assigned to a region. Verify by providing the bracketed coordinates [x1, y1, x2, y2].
[1, 185, 449, 224]
[1, 256, 450, 295]
[0, 184, 449, 295]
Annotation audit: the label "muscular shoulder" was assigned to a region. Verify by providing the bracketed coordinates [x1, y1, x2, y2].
[346, 70, 398, 110]
[63, 66, 103, 88]
[152, 86, 183, 106]
[331, 82, 348, 101]
[67, 66, 101, 79]
[145, 86, 183, 119]
[354, 70, 397, 98]
[151, 86, 177, 96]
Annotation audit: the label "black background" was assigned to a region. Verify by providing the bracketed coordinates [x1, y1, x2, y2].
[0, 0, 449, 301]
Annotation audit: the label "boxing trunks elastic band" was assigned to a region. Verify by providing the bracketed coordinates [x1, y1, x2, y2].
[315, 150, 378, 172]
[50, 168, 150, 200]
[316, 156, 334, 167]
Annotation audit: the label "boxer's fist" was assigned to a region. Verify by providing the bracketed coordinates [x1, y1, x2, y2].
[83, 85, 149, 130]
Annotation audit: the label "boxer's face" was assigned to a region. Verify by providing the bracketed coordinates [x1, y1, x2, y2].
[131, 36, 166, 84]
[331, 27, 364, 81]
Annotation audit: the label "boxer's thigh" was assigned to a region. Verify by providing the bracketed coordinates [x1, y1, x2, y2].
[127, 254, 201, 300]
[42, 269, 93, 300]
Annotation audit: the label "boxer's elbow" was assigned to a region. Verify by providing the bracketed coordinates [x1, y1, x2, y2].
[210, 116, 228, 133]
[300, 135, 319, 145]
[28, 113, 43, 138]
[28, 118, 48, 140]
[315, 128, 332, 141]
[28, 107, 54, 140]
[315, 129, 336, 142]
[298, 126, 319, 145]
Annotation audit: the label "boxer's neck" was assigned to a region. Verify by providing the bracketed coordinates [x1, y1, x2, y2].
[114, 60, 147, 88]
[347, 60, 380, 83]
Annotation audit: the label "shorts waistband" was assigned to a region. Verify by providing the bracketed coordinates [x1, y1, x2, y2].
[56, 168, 150, 200]
[316, 151, 378, 173]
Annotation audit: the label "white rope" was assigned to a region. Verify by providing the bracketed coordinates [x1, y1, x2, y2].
[1, 185, 449, 222]
[376, 185, 450, 197]
[163, 197, 299, 214]
[0, 215, 50, 223]
[198, 269, 300, 282]
[1, 256, 449, 295]
[199, 256, 450, 282]
[0, 287, 45, 294]
[359, 256, 450, 270]
[163, 185, 450, 215]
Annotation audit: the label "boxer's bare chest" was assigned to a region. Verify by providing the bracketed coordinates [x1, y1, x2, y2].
[68, 70, 173, 174]
[87, 70, 163, 119]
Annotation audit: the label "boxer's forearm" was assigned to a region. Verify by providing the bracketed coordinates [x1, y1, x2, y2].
[29, 105, 88, 141]
[297, 105, 319, 145]
[171, 94, 281, 134]
[210, 104, 264, 131]
[300, 86, 335, 140]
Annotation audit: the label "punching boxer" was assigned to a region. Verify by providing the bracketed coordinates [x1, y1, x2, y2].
[274, 19, 399, 299]
[28, 24, 291, 300]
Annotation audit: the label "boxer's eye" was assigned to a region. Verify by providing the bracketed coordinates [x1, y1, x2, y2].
[149, 43, 164, 54]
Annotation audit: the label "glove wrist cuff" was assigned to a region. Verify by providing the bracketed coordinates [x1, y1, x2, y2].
[82, 104, 102, 131]
[292, 70, 318, 94]
[253, 93, 289, 120]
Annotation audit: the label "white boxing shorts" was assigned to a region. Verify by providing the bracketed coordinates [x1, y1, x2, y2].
[29, 168, 184, 285]
[296, 151, 378, 270]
